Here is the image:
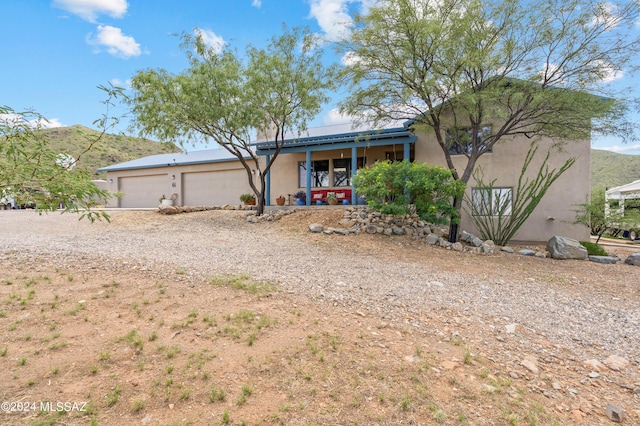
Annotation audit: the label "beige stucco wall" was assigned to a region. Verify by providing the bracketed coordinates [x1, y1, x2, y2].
[413, 129, 590, 242]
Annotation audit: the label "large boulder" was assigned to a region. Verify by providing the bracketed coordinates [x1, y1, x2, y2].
[546, 236, 588, 260]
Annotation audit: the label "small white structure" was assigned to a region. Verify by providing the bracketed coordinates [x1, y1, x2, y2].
[606, 179, 640, 239]
[606, 179, 640, 213]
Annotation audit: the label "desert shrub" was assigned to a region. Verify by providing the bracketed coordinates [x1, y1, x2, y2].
[353, 160, 465, 224]
[580, 241, 608, 256]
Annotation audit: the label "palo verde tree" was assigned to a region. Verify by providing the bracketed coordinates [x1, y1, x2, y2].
[0, 85, 122, 222]
[128, 26, 336, 215]
[338, 0, 640, 240]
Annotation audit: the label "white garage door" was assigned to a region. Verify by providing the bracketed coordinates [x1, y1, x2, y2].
[183, 169, 248, 206]
[119, 175, 166, 208]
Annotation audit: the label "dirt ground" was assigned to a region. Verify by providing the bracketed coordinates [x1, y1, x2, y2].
[0, 209, 639, 426]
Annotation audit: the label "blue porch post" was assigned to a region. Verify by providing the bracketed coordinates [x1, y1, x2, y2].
[265, 154, 271, 206]
[403, 142, 410, 202]
[305, 150, 312, 205]
[351, 146, 357, 205]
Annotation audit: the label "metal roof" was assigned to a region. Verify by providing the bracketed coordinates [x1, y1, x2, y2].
[255, 121, 416, 154]
[98, 121, 416, 172]
[97, 148, 246, 172]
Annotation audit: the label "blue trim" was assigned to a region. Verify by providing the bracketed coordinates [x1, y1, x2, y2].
[351, 147, 357, 205]
[305, 151, 312, 206]
[257, 135, 417, 155]
[255, 127, 417, 155]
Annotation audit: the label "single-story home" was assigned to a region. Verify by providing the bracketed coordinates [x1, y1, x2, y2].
[98, 120, 590, 242]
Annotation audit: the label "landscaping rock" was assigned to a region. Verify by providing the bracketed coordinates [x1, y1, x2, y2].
[606, 403, 624, 422]
[546, 236, 588, 260]
[588, 255, 617, 264]
[309, 223, 324, 233]
[518, 249, 536, 256]
[624, 252, 640, 266]
[426, 233, 439, 245]
[461, 230, 483, 247]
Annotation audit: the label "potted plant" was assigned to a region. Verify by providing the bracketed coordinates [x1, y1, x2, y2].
[240, 193, 256, 205]
[159, 194, 173, 206]
[294, 190, 306, 206]
[326, 192, 338, 205]
[275, 194, 286, 206]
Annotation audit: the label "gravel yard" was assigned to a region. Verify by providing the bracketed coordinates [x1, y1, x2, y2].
[1, 207, 638, 425]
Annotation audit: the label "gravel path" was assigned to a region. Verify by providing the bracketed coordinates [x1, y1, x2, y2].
[1, 209, 639, 364]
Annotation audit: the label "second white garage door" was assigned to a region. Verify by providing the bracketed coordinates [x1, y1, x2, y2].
[182, 169, 249, 206]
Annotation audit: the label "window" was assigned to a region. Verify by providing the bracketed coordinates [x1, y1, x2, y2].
[446, 126, 492, 155]
[298, 160, 329, 188]
[333, 158, 351, 187]
[472, 187, 512, 216]
[385, 148, 415, 162]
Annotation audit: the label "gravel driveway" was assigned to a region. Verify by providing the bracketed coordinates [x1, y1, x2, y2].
[1, 208, 639, 364]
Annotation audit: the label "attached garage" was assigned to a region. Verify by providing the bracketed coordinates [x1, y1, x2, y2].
[182, 168, 248, 206]
[119, 174, 167, 208]
[97, 149, 255, 208]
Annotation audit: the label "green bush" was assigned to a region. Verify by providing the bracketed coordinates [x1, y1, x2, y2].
[580, 241, 608, 256]
[353, 160, 465, 224]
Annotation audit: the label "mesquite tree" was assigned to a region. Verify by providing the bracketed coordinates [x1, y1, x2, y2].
[338, 0, 639, 240]
[128, 26, 336, 215]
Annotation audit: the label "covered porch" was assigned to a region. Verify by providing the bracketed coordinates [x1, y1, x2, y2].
[255, 124, 417, 206]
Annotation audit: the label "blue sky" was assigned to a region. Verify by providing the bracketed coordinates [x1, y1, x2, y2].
[1, 0, 639, 155]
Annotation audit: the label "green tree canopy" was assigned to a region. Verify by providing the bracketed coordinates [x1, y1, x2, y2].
[128, 26, 337, 215]
[338, 0, 640, 238]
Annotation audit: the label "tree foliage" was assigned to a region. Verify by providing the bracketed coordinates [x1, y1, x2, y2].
[338, 0, 640, 238]
[353, 160, 465, 224]
[465, 144, 575, 245]
[128, 26, 336, 215]
[0, 85, 122, 222]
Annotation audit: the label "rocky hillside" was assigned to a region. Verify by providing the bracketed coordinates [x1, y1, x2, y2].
[591, 149, 640, 190]
[40, 125, 181, 178]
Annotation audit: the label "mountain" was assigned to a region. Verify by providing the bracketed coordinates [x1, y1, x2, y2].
[591, 149, 640, 191]
[41, 125, 181, 179]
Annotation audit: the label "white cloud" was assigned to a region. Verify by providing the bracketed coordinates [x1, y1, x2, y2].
[341, 51, 360, 66]
[593, 60, 624, 83]
[0, 113, 63, 129]
[88, 25, 141, 58]
[53, 0, 128, 23]
[109, 78, 132, 89]
[308, 0, 354, 42]
[590, 2, 621, 29]
[323, 108, 354, 125]
[595, 144, 640, 154]
[194, 28, 225, 54]
[252, 0, 262, 8]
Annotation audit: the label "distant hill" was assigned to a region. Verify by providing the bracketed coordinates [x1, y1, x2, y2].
[591, 149, 640, 191]
[41, 125, 181, 179]
[37, 127, 640, 189]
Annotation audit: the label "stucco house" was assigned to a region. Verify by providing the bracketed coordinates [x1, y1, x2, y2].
[99, 119, 590, 243]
